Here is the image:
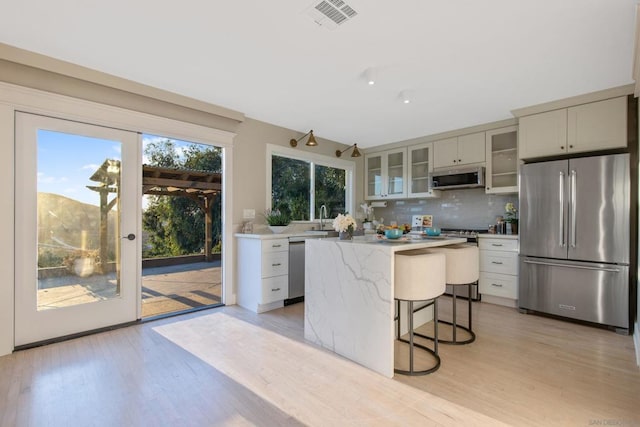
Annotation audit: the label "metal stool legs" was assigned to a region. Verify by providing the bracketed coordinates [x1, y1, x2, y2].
[431, 282, 476, 345]
[394, 299, 441, 376]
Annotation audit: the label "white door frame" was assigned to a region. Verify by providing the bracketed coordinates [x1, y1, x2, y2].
[0, 82, 236, 354]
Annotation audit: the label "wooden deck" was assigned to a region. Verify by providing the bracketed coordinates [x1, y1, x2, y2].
[36, 261, 222, 318]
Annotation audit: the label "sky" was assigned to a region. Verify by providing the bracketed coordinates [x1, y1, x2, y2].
[37, 131, 204, 207]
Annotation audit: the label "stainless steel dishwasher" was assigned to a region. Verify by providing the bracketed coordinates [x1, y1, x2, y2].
[286, 236, 307, 305]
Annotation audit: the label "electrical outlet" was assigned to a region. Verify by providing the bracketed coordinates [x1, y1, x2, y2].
[243, 209, 255, 219]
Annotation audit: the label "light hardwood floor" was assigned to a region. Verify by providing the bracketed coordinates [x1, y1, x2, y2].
[0, 300, 638, 426]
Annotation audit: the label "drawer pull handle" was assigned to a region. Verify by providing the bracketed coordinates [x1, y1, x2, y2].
[491, 261, 503, 265]
[272, 263, 281, 267]
[271, 287, 281, 292]
[491, 243, 503, 247]
[491, 283, 503, 287]
[272, 244, 282, 248]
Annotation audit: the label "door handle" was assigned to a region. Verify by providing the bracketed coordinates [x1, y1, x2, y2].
[491, 261, 503, 265]
[570, 169, 577, 248]
[491, 283, 503, 287]
[122, 233, 136, 240]
[523, 259, 620, 273]
[559, 171, 565, 247]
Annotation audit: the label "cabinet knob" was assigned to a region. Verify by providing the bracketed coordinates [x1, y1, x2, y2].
[486, 187, 490, 190]
[459, 159, 462, 162]
[569, 145, 574, 149]
[560, 146, 564, 150]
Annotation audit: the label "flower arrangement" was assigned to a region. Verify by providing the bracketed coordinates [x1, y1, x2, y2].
[263, 208, 290, 226]
[504, 202, 518, 223]
[332, 213, 356, 237]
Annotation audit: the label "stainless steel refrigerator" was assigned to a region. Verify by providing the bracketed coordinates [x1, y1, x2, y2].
[519, 153, 630, 333]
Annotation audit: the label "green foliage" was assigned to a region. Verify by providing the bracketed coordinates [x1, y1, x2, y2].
[142, 138, 222, 258]
[271, 156, 346, 221]
[314, 164, 346, 218]
[263, 209, 290, 226]
[271, 156, 310, 220]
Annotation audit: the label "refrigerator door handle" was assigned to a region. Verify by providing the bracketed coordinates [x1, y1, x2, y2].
[522, 258, 621, 273]
[570, 169, 577, 248]
[559, 171, 565, 247]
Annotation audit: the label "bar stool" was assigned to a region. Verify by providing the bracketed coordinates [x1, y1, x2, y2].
[394, 251, 446, 376]
[423, 244, 479, 345]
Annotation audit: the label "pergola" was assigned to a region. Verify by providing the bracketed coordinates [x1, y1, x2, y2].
[88, 160, 222, 273]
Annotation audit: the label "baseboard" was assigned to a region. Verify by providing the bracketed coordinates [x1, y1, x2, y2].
[634, 321, 640, 367]
[481, 295, 517, 308]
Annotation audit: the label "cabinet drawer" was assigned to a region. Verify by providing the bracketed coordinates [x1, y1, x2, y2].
[261, 275, 288, 304]
[480, 251, 517, 275]
[262, 251, 289, 278]
[479, 238, 518, 252]
[262, 239, 289, 253]
[479, 272, 517, 299]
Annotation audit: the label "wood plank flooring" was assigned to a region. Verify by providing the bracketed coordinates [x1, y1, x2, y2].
[0, 299, 638, 426]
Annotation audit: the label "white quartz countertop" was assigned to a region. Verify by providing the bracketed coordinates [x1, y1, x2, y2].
[478, 234, 518, 240]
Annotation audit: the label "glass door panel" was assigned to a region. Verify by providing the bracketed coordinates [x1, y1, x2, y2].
[15, 113, 139, 346]
[365, 154, 383, 198]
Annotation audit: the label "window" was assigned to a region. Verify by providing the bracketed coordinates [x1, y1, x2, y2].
[267, 144, 354, 222]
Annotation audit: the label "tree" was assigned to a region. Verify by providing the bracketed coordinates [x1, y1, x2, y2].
[142, 139, 222, 258]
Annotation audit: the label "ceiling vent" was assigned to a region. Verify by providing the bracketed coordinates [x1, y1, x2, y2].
[306, 0, 358, 30]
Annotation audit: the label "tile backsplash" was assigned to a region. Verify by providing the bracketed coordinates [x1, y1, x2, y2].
[366, 188, 518, 231]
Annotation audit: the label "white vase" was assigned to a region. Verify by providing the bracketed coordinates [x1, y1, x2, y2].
[268, 225, 288, 234]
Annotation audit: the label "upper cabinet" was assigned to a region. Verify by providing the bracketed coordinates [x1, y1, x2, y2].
[364, 148, 407, 200]
[433, 132, 485, 169]
[519, 96, 627, 160]
[407, 142, 440, 198]
[485, 126, 518, 194]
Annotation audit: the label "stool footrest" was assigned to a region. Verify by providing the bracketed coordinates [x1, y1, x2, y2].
[394, 337, 441, 376]
[417, 320, 476, 345]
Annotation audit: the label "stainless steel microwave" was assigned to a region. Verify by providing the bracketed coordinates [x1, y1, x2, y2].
[432, 166, 485, 190]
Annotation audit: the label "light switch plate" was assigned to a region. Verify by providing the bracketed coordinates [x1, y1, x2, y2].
[243, 209, 256, 219]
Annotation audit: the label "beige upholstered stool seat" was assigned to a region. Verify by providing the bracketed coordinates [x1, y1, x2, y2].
[394, 251, 446, 376]
[424, 244, 479, 345]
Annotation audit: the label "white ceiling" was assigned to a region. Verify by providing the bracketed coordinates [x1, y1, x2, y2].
[0, 0, 636, 148]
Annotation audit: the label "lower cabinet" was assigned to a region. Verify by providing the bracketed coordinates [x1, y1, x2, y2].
[237, 237, 289, 313]
[478, 236, 519, 307]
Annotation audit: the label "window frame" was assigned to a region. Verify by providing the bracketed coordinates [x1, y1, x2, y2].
[266, 144, 355, 222]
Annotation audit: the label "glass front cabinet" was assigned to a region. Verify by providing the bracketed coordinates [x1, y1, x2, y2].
[407, 142, 440, 198]
[364, 148, 407, 200]
[485, 126, 518, 194]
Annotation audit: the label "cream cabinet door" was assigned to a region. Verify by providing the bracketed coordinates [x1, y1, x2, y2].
[518, 109, 567, 159]
[433, 137, 458, 168]
[567, 96, 627, 154]
[457, 132, 485, 165]
[485, 126, 518, 194]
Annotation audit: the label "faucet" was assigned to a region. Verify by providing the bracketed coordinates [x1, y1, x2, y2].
[319, 205, 328, 230]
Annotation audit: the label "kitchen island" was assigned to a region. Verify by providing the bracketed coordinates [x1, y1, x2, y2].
[305, 236, 466, 378]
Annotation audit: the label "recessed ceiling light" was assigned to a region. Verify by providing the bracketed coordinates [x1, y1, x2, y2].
[400, 91, 411, 104]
